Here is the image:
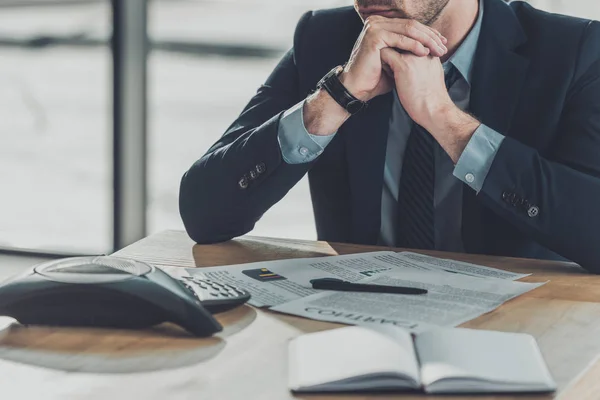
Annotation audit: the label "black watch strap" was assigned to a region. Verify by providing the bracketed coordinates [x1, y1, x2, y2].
[317, 66, 367, 115]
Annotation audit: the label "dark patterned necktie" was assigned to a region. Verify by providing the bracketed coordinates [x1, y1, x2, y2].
[395, 66, 461, 249]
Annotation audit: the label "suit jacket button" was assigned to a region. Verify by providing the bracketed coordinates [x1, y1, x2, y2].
[256, 163, 266, 174]
[238, 177, 249, 189]
[249, 170, 258, 180]
[502, 191, 510, 201]
[528, 206, 539, 218]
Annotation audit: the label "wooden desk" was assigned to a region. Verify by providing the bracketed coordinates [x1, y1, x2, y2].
[0, 230, 599, 399]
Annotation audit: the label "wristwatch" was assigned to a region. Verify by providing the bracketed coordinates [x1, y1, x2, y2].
[316, 65, 368, 115]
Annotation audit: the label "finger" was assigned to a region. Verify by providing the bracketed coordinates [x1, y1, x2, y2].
[372, 18, 447, 56]
[380, 48, 404, 73]
[404, 20, 447, 48]
[390, 19, 446, 56]
[379, 29, 432, 58]
[428, 26, 448, 44]
[369, 17, 445, 46]
[406, 20, 447, 49]
[382, 62, 394, 78]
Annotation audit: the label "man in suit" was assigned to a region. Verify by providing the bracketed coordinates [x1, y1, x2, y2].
[179, 0, 600, 272]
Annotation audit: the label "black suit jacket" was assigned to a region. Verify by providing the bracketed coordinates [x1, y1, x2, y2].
[179, 0, 600, 272]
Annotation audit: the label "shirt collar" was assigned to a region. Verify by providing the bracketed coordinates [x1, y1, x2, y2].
[444, 0, 484, 85]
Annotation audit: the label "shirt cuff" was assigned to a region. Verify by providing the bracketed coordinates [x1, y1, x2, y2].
[277, 100, 336, 164]
[453, 124, 505, 192]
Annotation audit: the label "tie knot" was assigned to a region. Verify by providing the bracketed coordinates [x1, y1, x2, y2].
[444, 65, 461, 90]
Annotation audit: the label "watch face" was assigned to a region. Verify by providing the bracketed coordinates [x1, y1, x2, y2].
[347, 100, 365, 114]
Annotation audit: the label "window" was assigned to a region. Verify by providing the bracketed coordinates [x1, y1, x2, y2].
[526, 0, 600, 18]
[147, 0, 349, 241]
[0, 1, 111, 254]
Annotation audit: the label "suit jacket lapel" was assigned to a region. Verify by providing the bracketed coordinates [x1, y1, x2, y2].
[462, 0, 530, 253]
[470, 0, 530, 134]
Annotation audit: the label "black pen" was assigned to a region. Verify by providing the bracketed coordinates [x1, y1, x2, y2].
[310, 278, 428, 295]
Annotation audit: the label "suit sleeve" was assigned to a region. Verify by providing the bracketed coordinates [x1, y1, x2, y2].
[179, 12, 315, 244]
[477, 21, 600, 273]
[278, 101, 336, 164]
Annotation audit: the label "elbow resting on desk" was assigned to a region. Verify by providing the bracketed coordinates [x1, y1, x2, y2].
[179, 168, 257, 244]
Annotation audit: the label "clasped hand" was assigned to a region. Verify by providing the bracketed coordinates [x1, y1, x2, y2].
[340, 15, 479, 162]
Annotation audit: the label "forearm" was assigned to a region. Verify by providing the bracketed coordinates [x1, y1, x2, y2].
[184, 84, 354, 243]
[181, 84, 346, 243]
[302, 86, 351, 136]
[428, 104, 600, 271]
[479, 137, 600, 273]
[180, 112, 312, 244]
[422, 103, 481, 164]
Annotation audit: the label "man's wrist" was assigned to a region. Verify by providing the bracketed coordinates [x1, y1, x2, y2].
[423, 103, 481, 163]
[303, 88, 351, 136]
[339, 72, 371, 102]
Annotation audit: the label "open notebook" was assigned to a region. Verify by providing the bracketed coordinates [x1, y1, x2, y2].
[288, 326, 556, 394]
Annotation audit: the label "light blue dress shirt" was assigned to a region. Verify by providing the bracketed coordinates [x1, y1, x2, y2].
[277, 0, 505, 251]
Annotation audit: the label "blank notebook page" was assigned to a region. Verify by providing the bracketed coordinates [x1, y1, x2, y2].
[415, 328, 555, 389]
[289, 326, 419, 389]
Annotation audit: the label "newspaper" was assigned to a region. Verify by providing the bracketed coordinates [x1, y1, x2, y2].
[391, 252, 529, 280]
[270, 269, 545, 332]
[181, 251, 529, 308]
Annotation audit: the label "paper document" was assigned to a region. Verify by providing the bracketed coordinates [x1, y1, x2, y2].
[184, 252, 394, 307]
[389, 252, 529, 280]
[182, 251, 527, 307]
[270, 269, 545, 332]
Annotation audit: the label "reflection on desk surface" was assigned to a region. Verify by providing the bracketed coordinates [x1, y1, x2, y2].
[0, 322, 222, 373]
[0, 304, 257, 374]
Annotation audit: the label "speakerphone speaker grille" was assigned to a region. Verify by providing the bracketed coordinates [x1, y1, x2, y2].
[41, 256, 152, 276]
